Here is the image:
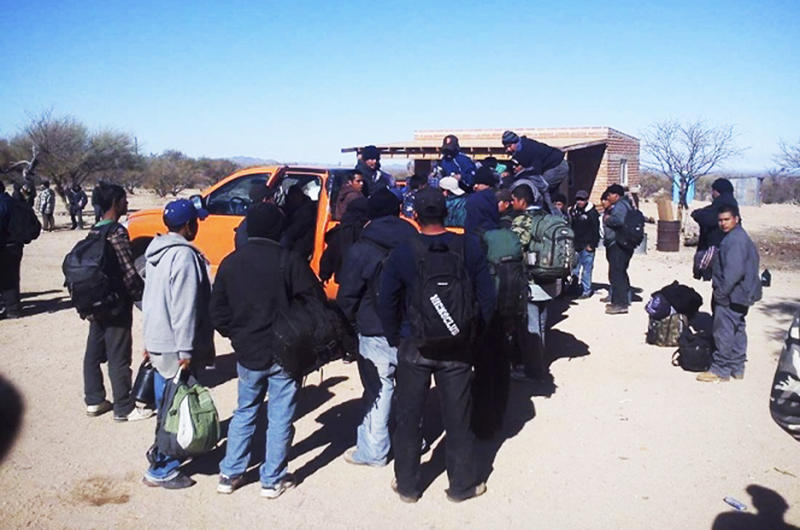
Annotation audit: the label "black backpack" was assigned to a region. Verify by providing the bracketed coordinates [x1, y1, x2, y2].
[269, 251, 356, 378]
[62, 222, 124, 320]
[481, 228, 527, 318]
[408, 235, 477, 360]
[617, 208, 646, 251]
[672, 328, 713, 372]
[7, 199, 41, 245]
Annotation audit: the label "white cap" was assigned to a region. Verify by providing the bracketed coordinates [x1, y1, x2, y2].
[439, 176, 465, 196]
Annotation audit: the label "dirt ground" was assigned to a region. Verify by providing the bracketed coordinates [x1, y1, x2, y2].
[1, 194, 798, 529]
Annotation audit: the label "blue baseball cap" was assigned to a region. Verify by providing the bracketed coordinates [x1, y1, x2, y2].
[163, 199, 209, 228]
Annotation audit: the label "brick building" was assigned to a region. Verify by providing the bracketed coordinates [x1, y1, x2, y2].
[343, 127, 640, 204]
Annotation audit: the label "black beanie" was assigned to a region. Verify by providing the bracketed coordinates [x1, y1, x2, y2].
[367, 187, 401, 219]
[711, 178, 734, 194]
[362, 145, 380, 161]
[502, 130, 520, 145]
[246, 202, 284, 240]
[473, 166, 497, 186]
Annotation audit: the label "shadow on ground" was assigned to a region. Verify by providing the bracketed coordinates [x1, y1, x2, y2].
[711, 484, 799, 530]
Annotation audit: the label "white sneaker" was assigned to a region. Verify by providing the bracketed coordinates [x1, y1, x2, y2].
[86, 400, 113, 417]
[116, 407, 155, 422]
[260, 474, 296, 499]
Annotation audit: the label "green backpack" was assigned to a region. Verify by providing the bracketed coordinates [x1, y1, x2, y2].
[154, 372, 220, 458]
[481, 228, 527, 317]
[527, 211, 577, 281]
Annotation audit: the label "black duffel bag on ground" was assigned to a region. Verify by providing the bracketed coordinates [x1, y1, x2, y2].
[672, 328, 713, 372]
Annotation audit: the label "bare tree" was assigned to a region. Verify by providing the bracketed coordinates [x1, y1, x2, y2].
[14, 111, 137, 202]
[776, 139, 800, 172]
[642, 119, 743, 221]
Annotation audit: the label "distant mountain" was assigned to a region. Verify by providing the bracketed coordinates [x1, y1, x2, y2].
[227, 156, 280, 167]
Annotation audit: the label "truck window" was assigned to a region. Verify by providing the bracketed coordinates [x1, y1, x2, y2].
[206, 173, 271, 215]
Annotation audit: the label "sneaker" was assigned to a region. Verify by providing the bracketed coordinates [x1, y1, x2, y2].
[343, 448, 385, 467]
[115, 407, 155, 422]
[605, 305, 629, 315]
[142, 472, 196, 489]
[391, 479, 419, 503]
[446, 482, 487, 503]
[86, 400, 112, 417]
[696, 371, 730, 383]
[217, 474, 246, 494]
[260, 474, 296, 499]
[599, 295, 611, 303]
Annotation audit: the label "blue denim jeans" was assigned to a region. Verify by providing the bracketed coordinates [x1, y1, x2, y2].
[572, 249, 595, 295]
[220, 363, 298, 487]
[145, 370, 183, 482]
[353, 335, 398, 466]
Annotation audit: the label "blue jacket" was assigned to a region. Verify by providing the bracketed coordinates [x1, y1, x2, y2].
[336, 216, 418, 336]
[444, 195, 467, 228]
[465, 188, 499, 235]
[439, 153, 477, 187]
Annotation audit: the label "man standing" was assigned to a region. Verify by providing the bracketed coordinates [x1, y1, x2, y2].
[336, 188, 417, 467]
[378, 187, 495, 503]
[356, 145, 394, 196]
[439, 176, 468, 228]
[211, 202, 324, 498]
[690, 178, 738, 281]
[509, 184, 560, 381]
[602, 184, 633, 315]
[0, 181, 23, 319]
[438, 135, 477, 187]
[37, 180, 56, 231]
[141, 198, 215, 489]
[569, 190, 601, 299]
[67, 184, 88, 230]
[82, 184, 147, 421]
[697, 204, 761, 383]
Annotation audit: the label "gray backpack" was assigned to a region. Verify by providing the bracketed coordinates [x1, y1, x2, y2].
[527, 211, 577, 281]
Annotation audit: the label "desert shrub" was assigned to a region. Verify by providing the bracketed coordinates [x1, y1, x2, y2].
[639, 169, 670, 198]
[762, 176, 800, 204]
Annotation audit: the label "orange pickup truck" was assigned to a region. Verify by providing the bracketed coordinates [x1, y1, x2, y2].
[127, 165, 351, 298]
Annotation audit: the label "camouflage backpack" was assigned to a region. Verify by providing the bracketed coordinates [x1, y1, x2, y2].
[646, 313, 688, 347]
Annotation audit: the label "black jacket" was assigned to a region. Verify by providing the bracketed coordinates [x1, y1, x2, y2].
[691, 192, 738, 250]
[336, 216, 418, 336]
[280, 197, 316, 260]
[516, 137, 565, 174]
[210, 238, 324, 371]
[319, 212, 367, 282]
[569, 202, 601, 250]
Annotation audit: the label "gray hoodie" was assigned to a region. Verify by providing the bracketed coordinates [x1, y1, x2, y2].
[142, 232, 215, 365]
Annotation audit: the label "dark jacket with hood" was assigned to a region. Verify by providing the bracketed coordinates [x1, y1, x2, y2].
[333, 183, 364, 221]
[691, 192, 738, 250]
[210, 238, 324, 371]
[569, 201, 601, 250]
[336, 215, 418, 336]
[465, 188, 500, 235]
[712, 224, 762, 309]
[280, 195, 316, 259]
[319, 197, 368, 282]
[515, 137, 564, 175]
[355, 160, 394, 197]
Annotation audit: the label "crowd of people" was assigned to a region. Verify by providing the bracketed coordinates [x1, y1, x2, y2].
[0, 130, 762, 502]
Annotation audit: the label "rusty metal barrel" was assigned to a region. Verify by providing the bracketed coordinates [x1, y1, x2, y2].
[656, 220, 680, 252]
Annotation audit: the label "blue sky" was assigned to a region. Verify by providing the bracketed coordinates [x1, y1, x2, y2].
[1, 0, 798, 171]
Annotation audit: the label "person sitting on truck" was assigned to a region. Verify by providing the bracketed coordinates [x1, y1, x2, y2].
[280, 185, 317, 260]
[437, 135, 477, 188]
[356, 145, 395, 197]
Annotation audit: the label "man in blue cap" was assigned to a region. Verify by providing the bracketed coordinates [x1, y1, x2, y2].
[142, 198, 215, 489]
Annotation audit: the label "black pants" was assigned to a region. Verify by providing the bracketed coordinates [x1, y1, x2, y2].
[607, 243, 633, 307]
[472, 314, 511, 438]
[393, 340, 476, 498]
[69, 207, 84, 229]
[0, 244, 23, 317]
[83, 308, 134, 417]
[42, 213, 55, 231]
